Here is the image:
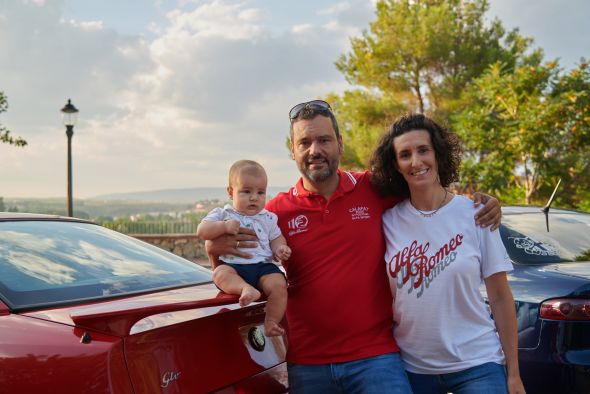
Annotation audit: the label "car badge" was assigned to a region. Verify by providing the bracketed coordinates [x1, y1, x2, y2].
[161, 371, 181, 388]
[248, 326, 265, 351]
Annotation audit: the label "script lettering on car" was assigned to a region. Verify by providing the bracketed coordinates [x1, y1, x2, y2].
[161, 371, 181, 388]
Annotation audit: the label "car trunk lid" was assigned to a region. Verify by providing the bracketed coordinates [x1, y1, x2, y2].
[124, 303, 286, 393]
[23, 284, 287, 393]
[541, 261, 590, 282]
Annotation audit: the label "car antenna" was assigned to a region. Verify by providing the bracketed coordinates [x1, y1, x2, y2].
[541, 178, 561, 232]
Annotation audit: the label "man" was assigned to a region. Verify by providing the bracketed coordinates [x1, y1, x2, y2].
[207, 100, 501, 393]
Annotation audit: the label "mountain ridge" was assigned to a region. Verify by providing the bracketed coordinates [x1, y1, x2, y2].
[92, 186, 291, 203]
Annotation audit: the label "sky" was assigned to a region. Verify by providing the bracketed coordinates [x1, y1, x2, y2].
[1, 0, 589, 199]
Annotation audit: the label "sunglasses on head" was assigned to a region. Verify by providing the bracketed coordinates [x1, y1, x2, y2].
[288, 100, 332, 120]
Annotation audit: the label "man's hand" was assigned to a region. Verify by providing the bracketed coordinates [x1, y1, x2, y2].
[224, 219, 240, 235]
[473, 192, 502, 231]
[205, 226, 258, 264]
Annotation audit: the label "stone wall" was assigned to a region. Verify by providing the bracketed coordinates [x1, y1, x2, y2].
[132, 234, 210, 268]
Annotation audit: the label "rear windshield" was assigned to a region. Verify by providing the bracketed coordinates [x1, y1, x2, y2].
[500, 211, 590, 264]
[0, 221, 212, 310]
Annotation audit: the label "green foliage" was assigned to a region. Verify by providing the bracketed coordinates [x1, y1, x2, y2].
[100, 220, 200, 235]
[335, 0, 536, 115]
[575, 249, 590, 262]
[454, 60, 590, 207]
[327, 0, 589, 209]
[5, 197, 218, 234]
[0, 91, 27, 147]
[331, 0, 537, 171]
[98, 212, 207, 235]
[1, 197, 19, 212]
[327, 90, 407, 169]
[4, 197, 199, 219]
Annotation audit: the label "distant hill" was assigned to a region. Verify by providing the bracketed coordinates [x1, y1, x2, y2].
[3, 187, 292, 219]
[92, 186, 290, 203]
[3, 197, 194, 219]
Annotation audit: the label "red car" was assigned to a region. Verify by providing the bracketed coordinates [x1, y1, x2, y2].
[0, 213, 288, 393]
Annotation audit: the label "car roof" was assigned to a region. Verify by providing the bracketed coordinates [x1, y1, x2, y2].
[502, 206, 588, 216]
[0, 212, 94, 224]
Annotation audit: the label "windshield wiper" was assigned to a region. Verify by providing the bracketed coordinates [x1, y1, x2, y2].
[541, 178, 561, 232]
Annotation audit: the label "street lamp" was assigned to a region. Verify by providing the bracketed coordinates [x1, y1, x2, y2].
[60, 99, 79, 217]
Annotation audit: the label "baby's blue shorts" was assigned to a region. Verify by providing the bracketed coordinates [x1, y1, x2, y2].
[221, 261, 284, 288]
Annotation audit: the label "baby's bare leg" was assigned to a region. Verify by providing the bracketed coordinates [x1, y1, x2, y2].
[213, 265, 260, 307]
[258, 273, 288, 337]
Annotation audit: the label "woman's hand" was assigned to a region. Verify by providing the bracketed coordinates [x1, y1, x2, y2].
[507, 374, 526, 394]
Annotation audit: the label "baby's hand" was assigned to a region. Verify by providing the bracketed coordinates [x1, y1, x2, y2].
[224, 220, 240, 235]
[274, 245, 292, 262]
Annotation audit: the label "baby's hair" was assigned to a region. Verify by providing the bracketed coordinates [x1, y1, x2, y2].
[228, 160, 267, 186]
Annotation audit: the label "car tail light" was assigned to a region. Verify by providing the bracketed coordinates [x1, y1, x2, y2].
[539, 298, 590, 321]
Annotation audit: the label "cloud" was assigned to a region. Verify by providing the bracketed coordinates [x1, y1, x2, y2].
[13, 0, 587, 200]
[318, 0, 375, 25]
[1, 0, 376, 198]
[488, 0, 590, 69]
[70, 19, 105, 30]
[0, 1, 153, 130]
[142, 0, 350, 122]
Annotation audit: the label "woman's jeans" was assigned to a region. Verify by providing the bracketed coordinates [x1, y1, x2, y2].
[406, 362, 508, 394]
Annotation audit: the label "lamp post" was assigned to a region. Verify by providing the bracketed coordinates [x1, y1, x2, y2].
[60, 99, 79, 217]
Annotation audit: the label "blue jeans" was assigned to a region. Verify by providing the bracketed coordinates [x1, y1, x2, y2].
[288, 353, 412, 394]
[407, 362, 508, 394]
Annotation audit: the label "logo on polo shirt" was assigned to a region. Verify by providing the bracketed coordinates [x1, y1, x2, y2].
[349, 206, 370, 220]
[287, 214, 309, 236]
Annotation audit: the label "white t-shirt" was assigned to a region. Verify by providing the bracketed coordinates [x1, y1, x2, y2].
[383, 195, 513, 374]
[201, 204, 282, 265]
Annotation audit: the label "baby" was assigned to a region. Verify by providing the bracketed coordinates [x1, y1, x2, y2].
[197, 160, 290, 336]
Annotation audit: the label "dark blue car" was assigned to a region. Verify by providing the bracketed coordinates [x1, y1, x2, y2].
[485, 206, 590, 393]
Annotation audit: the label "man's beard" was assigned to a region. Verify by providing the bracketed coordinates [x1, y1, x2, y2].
[301, 154, 338, 183]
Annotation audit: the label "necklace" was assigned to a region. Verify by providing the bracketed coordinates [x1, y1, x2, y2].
[411, 190, 449, 218]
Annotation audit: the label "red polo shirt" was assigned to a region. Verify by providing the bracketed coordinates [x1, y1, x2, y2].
[265, 170, 401, 364]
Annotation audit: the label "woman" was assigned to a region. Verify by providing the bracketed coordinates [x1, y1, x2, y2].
[371, 113, 525, 394]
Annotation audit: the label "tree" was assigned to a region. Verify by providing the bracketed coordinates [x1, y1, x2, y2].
[331, 0, 537, 168]
[0, 91, 27, 147]
[0, 197, 5, 212]
[454, 60, 590, 207]
[326, 90, 407, 168]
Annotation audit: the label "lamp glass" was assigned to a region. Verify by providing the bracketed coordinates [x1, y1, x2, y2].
[62, 112, 78, 127]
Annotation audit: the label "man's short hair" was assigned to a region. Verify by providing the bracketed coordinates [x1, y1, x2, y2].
[289, 106, 341, 142]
